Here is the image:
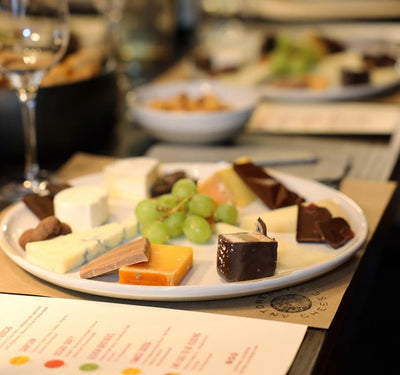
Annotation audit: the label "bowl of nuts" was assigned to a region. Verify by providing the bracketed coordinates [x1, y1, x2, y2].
[127, 79, 260, 144]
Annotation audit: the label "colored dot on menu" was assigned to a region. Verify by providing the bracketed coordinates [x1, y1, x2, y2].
[80, 363, 99, 372]
[45, 359, 65, 368]
[121, 368, 142, 374]
[9, 356, 30, 365]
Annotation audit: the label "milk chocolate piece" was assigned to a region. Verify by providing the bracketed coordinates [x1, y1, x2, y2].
[316, 217, 355, 249]
[217, 231, 277, 282]
[233, 161, 304, 209]
[80, 237, 150, 279]
[23, 194, 54, 219]
[296, 203, 332, 242]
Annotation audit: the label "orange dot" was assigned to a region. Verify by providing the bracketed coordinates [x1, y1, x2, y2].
[9, 356, 30, 365]
[121, 368, 142, 375]
[45, 359, 65, 368]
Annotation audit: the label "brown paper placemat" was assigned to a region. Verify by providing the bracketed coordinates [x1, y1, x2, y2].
[0, 153, 396, 329]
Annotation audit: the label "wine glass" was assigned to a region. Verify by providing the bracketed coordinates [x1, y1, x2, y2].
[0, 0, 69, 203]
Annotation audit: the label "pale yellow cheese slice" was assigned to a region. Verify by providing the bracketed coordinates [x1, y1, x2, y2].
[240, 198, 349, 233]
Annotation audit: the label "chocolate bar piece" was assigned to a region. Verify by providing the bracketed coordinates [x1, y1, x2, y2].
[341, 68, 370, 86]
[80, 237, 150, 279]
[217, 231, 277, 282]
[22, 184, 70, 219]
[23, 194, 54, 220]
[316, 217, 355, 249]
[46, 182, 71, 197]
[296, 203, 332, 242]
[233, 161, 304, 209]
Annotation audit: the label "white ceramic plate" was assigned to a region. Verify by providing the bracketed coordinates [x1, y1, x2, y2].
[258, 80, 400, 102]
[0, 163, 368, 301]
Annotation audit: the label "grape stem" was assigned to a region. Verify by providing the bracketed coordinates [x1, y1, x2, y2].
[158, 194, 193, 221]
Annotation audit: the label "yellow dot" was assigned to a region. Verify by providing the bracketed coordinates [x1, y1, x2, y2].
[10, 356, 30, 365]
[121, 368, 142, 375]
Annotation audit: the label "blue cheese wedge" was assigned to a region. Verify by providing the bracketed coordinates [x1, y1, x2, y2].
[103, 157, 159, 201]
[54, 186, 109, 232]
[25, 221, 137, 274]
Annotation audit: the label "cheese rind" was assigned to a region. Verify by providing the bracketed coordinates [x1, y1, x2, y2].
[54, 186, 109, 232]
[104, 157, 160, 201]
[119, 243, 193, 286]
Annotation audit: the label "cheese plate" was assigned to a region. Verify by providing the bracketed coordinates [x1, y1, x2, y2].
[192, 22, 400, 102]
[0, 162, 368, 301]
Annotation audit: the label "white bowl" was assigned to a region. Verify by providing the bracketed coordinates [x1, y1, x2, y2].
[126, 79, 260, 144]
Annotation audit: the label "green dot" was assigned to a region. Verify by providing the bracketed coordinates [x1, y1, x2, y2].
[79, 363, 99, 371]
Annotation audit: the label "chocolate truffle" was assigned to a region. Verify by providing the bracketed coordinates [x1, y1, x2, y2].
[217, 231, 277, 282]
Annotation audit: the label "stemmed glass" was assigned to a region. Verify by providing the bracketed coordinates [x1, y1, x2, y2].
[0, 0, 69, 202]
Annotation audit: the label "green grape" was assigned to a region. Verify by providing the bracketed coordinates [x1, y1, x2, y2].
[289, 56, 310, 75]
[188, 193, 215, 218]
[299, 44, 320, 65]
[183, 215, 211, 244]
[275, 34, 293, 53]
[165, 210, 186, 238]
[156, 194, 178, 211]
[270, 50, 290, 75]
[135, 199, 161, 225]
[171, 178, 197, 199]
[214, 203, 238, 225]
[142, 221, 170, 244]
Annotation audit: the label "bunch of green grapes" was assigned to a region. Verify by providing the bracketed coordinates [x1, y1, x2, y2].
[270, 35, 321, 76]
[135, 178, 238, 244]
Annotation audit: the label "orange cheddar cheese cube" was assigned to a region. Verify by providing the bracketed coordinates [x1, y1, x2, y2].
[118, 243, 193, 286]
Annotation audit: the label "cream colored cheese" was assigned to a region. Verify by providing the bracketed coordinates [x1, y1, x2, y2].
[103, 157, 160, 201]
[54, 185, 109, 232]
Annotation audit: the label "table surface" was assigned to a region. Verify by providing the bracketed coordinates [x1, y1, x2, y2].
[1, 21, 400, 374]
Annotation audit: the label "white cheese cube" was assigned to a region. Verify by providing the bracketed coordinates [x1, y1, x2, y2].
[54, 186, 109, 232]
[103, 157, 159, 201]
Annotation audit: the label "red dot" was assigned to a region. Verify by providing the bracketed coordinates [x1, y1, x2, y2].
[45, 359, 65, 368]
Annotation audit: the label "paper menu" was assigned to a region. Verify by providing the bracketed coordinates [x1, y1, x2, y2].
[0, 294, 307, 375]
[246, 102, 400, 135]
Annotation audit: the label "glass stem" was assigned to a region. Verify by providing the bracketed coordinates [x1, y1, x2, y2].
[20, 95, 40, 191]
